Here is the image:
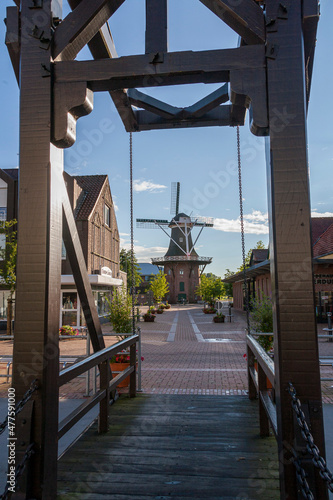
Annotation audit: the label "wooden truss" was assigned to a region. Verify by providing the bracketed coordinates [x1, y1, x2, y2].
[5, 1, 327, 499]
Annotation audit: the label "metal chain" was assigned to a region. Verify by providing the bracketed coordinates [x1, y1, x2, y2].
[237, 126, 250, 333]
[288, 382, 333, 493]
[129, 132, 135, 334]
[0, 443, 35, 500]
[0, 379, 38, 436]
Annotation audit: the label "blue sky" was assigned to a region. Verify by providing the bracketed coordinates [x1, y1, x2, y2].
[0, 1, 332, 276]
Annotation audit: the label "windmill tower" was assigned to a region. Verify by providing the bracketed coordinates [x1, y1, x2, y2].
[137, 182, 213, 303]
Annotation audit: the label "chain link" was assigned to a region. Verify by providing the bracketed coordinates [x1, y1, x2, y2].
[287, 382, 333, 493]
[0, 443, 35, 500]
[0, 379, 38, 436]
[237, 126, 250, 333]
[129, 131, 135, 334]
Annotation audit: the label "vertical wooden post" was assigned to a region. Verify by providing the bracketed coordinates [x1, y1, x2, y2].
[99, 360, 110, 433]
[265, 1, 327, 497]
[129, 342, 136, 398]
[12, 1, 63, 498]
[247, 347, 256, 401]
[258, 365, 270, 437]
[145, 0, 168, 54]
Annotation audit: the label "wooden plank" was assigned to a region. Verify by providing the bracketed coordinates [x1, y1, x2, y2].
[53, 0, 125, 61]
[145, 0, 168, 54]
[199, 0, 265, 45]
[58, 395, 279, 499]
[5, 6, 20, 84]
[54, 45, 266, 90]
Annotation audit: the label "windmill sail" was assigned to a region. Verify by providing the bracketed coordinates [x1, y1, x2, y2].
[170, 182, 180, 216]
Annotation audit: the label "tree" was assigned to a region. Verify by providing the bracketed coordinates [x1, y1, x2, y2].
[249, 294, 273, 352]
[223, 269, 234, 298]
[0, 220, 17, 335]
[149, 270, 169, 304]
[119, 248, 142, 292]
[196, 274, 225, 306]
[107, 285, 133, 338]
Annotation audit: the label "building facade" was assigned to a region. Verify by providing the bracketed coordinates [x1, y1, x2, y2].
[224, 218, 333, 323]
[0, 169, 124, 329]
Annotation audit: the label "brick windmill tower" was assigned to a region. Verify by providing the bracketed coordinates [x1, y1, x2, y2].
[137, 183, 213, 303]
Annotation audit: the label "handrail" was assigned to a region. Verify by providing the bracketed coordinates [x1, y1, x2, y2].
[247, 334, 275, 386]
[59, 334, 138, 386]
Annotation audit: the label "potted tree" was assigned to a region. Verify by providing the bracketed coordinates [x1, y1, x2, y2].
[213, 312, 225, 323]
[196, 274, 225, 314]
[0, 220, 17, 336]
[148, 270, 169, 311]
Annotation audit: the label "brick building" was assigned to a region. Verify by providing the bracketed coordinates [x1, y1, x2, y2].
[0, 168, 125, 328]
[224, 217, 333, 323]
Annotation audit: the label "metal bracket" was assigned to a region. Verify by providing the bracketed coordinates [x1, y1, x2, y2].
[266, 17, 278, 33]
[266, 42, 279, 60]
[277, 2, 288, 20]
[149, 52, 164, 64]
[41, 63, 51, 78]
[29, 0, 43, 8]
[30, 25, 44, 40]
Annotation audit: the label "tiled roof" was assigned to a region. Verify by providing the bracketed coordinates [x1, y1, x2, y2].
[311, 217, 333, 245]
[138, 263, 161, 276]
[313, 224, 333, 258]
[250, 249, 268, 265]
[2, 168, 19, 181]
[73, 175, 107, 220]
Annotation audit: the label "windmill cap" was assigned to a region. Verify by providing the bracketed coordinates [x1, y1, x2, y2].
[169, 213, 191, 225]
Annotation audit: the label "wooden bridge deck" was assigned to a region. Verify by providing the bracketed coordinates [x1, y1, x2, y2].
[57, 394, 280, 499]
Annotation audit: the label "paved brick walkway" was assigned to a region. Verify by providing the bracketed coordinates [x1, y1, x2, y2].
[0, 304, 333, 402]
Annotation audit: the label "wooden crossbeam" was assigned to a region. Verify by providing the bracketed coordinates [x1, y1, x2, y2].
[303, 0, 320, 107]
[53, 0, 125, 61]
[54, 45, 265, 91]
[67, 0, 138, 132]
[128, 84, 229, 120]
[145, 0, 168, 54]
[199, 0, 265, 45]
[135, 105, 246, 131]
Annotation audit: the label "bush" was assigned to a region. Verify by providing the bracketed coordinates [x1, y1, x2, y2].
[249, 294, 273, 352]
[107, 285, 132, 339]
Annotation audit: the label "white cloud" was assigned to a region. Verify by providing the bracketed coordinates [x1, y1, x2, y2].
[213, 210, 269, 235]
[311, 211, 333, 217]
[133, 179, 167, 193]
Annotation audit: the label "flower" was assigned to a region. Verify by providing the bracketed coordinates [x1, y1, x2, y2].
[59, 325, 79, 336]
[110, 349, 144, 364]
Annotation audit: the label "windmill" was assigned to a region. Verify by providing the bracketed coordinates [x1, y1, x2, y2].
[137, 182, 213, 303]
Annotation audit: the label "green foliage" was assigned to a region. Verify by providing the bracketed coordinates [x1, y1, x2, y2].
[223, 269, 234, 297]
[0, 220, 17, 297]
[249, 294, 274, 352]
[148, 270, 169, 303]
[119, 248, 142, 292]
[196, 274, 225, 306]
[107, 285, 132, 338]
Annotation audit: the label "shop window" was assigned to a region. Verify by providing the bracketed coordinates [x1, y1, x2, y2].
[104, 204, 111, 227]
[93, 290, 111, 317]
[180, 282, 185, 292]
[62, 240, 66, 260]
[61, 292, 78, 326]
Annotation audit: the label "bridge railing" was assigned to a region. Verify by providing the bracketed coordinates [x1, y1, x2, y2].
[58, 334, 139, 436]
[246, 333, 277, 437]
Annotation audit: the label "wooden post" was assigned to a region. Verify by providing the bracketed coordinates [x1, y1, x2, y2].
[265, 1, 327, 497]
[247, 347, 256, 401]
[258, 365, 270, 438]
[99, 360, 110, 433]
[12, 1, 63, 498]
[145, 0, 168, 54]
[129, 342, 136, 398]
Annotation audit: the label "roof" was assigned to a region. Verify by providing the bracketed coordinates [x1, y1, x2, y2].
[73, 175, 107, 220]
[311, 217, 333, 245]
[249, 249, 268, 266]
[313, 223, 333, 258]
[2, 168, 19, 181]
[137, 263, 161, 276]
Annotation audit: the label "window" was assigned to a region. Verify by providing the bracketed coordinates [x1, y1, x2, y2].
[168, 269, 171, 275]
[62, 240, 66, 260]
[180, 282, 185, 292]
[61, 292, 78, 326]
[180, 269, 184, 275]
[179, 237, 183, 242]
[104, 204, 110, 227]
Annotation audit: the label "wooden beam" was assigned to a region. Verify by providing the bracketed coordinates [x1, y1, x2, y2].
[183, 84, 229, 118]
[53, 0, 125, 61]
[265, 0, 328, 497]
[61, 177, 105, 354]
[12, 0, 19, 6]
[67, 0, 138, 132]
[303, 0, 320, 107]
[54, 45, 266, 91]
[5, 6, 20, 84]
[135, 105, 245, 131]
[128, 88, 179, 119]
[199, 0, 265, 45]
[145, 0, 168, 54]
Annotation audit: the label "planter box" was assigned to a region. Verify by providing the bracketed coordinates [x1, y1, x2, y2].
[110, 362, 137, 388]
[213, 317, 225, 323]
[254, 362, 273, 389]
[143, 315, 155, 322]
[156, 309, 163, 314]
